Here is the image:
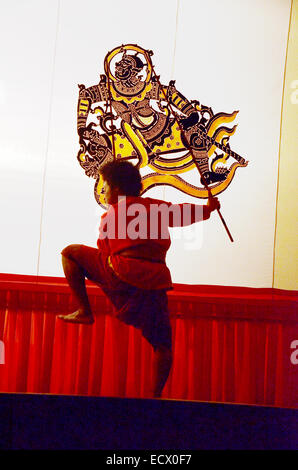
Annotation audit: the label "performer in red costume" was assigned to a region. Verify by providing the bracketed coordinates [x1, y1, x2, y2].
[58, 161, 220, 397]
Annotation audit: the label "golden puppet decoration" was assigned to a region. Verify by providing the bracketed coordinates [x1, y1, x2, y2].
[76, 44, 248, 239]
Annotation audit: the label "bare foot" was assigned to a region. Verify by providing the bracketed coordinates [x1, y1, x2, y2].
[58, 310, 94, 324]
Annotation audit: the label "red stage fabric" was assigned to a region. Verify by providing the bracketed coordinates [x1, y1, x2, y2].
[0, 273, 297, 407]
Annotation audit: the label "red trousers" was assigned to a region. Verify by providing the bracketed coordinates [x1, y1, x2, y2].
[61, 244, 172, 351]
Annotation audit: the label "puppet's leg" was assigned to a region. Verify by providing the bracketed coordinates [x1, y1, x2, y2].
[152, 346, 173, 398]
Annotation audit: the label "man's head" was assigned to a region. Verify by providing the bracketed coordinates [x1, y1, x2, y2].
[100, 160, 142, 205]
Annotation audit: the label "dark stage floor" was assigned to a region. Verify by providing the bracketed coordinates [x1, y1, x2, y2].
[0, 393, 297, 450]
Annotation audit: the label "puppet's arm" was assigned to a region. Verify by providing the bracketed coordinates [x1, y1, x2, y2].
[150, 79, 200, 128]
[77, 75, 108, 134]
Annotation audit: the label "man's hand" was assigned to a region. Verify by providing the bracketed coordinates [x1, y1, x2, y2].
[207, 196, 220, 212]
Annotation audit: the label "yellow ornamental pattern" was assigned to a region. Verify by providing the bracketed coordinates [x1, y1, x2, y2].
[110, 82, 152, 105]
[107, 131, 136, 160]
[78, 99, 89, 116]
[77, 45, 248, 207]
[142, 161, 243, 199]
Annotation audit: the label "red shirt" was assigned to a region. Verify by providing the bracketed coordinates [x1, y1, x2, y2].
[97, 196, 210, 290]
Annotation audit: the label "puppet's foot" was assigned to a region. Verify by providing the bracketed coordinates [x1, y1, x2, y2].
[58, 310, 94, 324]
[201, 170, 228, 185]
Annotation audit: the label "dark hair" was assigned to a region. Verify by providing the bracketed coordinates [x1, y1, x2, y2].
[100, 160, 142, 196]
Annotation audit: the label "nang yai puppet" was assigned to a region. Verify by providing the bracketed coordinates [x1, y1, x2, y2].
[76, 44, 248, 208]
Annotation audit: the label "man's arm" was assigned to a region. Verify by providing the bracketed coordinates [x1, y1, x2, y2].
[167, 196, 220, 227]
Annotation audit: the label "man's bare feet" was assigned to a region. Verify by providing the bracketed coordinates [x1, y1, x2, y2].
[58, 310, 94, 324]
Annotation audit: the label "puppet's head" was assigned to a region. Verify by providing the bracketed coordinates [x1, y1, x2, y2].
[115, 52, 144, 81]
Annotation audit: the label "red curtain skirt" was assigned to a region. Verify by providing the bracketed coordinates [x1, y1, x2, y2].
[0, 274, 297, 407]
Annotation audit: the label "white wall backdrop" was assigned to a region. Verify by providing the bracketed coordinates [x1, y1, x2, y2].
[0, 0, 291, 286]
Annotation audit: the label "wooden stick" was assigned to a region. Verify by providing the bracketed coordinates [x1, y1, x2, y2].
[106, 71, 116, 159]
[145, 52, 234, 242]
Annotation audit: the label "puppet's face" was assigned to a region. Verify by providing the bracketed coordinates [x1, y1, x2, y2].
[115, 55, 143, 81]
[115, 57, 134, 80]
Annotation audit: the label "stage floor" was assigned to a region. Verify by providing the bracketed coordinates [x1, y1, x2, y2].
[0, 393, 297, 450]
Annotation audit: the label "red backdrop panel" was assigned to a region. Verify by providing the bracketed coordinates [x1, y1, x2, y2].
[0, 274, 297, 407]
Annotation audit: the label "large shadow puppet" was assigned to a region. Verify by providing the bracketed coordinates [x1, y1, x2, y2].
[77, 44, 248, 207]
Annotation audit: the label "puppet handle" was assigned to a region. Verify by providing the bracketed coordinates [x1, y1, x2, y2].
[145, 51, 234, 243]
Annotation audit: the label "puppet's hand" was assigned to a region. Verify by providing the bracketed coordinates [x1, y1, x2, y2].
[180, 112, 200, 130]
